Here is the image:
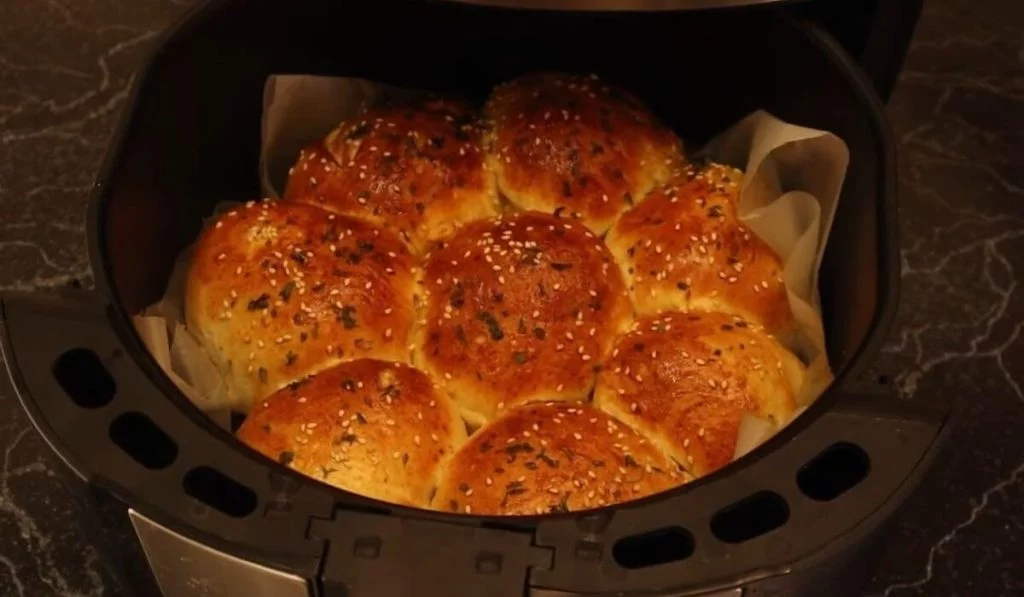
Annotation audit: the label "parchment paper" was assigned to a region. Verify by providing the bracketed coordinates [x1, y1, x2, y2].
[136, 75, 848, 455]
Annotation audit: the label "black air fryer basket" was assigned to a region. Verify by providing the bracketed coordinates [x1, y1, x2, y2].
[0, 1, 952, 596]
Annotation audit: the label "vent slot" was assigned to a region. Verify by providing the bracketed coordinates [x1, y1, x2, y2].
[53, 348, 115, 409]
[109, 412, 178, 470]
[797, 442, 871, 501]
[613, 526, 694, 569]
[183, 466, 257, 518]
[710, 491, 789, 544]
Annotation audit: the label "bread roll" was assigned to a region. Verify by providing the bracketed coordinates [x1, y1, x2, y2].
[283, 97, 499, 252]
[432, 402, 685, 515]
[185, 201, 416, 408]
[237, 359, 466, 507]
[606, 163, 794, 336]
[593, 311, 803, 477]
[484, 73, 685, 235]
[414, 212, 632, 426]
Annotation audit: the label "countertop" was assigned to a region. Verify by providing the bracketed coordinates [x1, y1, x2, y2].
[1, 0, 1021, 595]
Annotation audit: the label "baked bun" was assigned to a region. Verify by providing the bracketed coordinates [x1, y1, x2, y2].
[185, 201, 416, 408]
[484, 73, 685, 235]
[606, 163, 794, 336]
[414, 212, 632, 426]
[593, 311, 803, 477]
[432, 402, 685, 515]
[237, 359, 466, 507]
[283, 97, 499, 252]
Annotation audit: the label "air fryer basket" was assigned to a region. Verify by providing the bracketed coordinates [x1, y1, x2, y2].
[1, 1, 952, 596]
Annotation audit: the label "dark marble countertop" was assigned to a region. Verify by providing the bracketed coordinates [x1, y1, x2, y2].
[1, 0, 1021, 595]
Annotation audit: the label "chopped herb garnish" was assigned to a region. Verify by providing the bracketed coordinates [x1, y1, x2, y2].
[261, 423, 272, 434]
[285, 351, 297, 366]
[562, 181, 572, 198]
[357, 240, 375, 253]
[623, 192, 634, 206]
[503, 442, 534, 464]
[319, 466, 337, 478]
[676, 281, 689, 291]
[549, 493, 571, 514]
[455, 324, 468, 345]
[480, 440, 493, 453]
[517, 318, 527, 334]
[500, 480, 528, 507]
[550, 262, 573, 271]
[721, 324, 734, 331]
[290, 252, 307, 265]
[450, 284, 465, 308]
[513, 351, 528, 365]
[355, 412, 367, 425]
[401, 453, 409, 466]
[430, 136, 445, 148]
[533, 327, 546, 340]
[338, 305, 358, 329]
[247, 293, 271, 310]
[338, 433, 358, 444]
[415, 202, 426, 214]
[258, 367, 269, 383]
[312, 321, 320, 339]
[278, 451, 294, 465]
[279, 281, 296, 302]
[524, 461, 538, 470]
[707, 205, 723, 218]
[476, 311, 504, 341]
[300, 332, 308, 343]
[624, 454, 639, 468]
[537, 450, 559, 468]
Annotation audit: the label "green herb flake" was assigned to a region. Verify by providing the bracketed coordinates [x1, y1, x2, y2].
[338, 305, 358, 329]
[279, 281, 297, 302]
[476, 310, 504, 341]
[247, 293, 271, 311]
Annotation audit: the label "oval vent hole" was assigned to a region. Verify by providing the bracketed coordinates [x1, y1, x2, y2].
[109, 412, 178, 470]
[183, 466, 257, 518]
[613, 526, 694, 569]
[797, 442, 870, 501]
[53, 348, 115, 409]
[710, 491, 789, 544]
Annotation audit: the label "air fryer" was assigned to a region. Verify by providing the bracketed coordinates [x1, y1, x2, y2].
[0, 0, 951, 596]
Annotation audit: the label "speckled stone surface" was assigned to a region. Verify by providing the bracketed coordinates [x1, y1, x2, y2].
[1, 0, 1021, 595]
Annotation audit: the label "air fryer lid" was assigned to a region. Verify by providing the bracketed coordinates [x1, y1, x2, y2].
[0, 1, 953, 596]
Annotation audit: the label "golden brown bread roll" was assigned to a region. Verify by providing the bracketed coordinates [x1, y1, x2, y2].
[593, 311, 803, 477]
[414, 211, 632, 426]
[185, 200, 416, 408]
[283, 97, 499, 252]
[484, 72, 685, 235]
[237, 359, 466, 507]
[606, 163, 795, 336]
[432, 402, 686, 515]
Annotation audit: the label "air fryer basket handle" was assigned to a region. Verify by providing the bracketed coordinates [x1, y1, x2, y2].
[0, 289, 334, 579]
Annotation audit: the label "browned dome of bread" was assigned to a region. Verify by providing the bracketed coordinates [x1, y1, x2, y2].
[185, 201, 417, 409]
[484, 73, 685, 235]
[414, 211, 632, 426]
[606, 163, 794, 336]
[432, 402, 685, 515]
[593, 311, 803, 477]
[283, 97, 499, 252]
[237, 359, 466, 507]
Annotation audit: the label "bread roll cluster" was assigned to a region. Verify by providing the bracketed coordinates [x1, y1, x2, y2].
[184, 73, 805, 515]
